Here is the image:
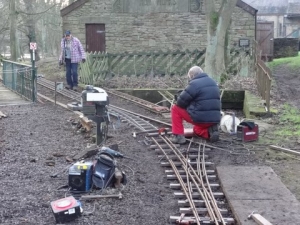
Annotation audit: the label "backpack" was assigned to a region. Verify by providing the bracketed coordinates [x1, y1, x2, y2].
[92, 152, 116, 189]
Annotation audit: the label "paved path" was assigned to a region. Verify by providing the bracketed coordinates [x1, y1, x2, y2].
[217, 166, 300, 225]
[0, 83, 29, 106]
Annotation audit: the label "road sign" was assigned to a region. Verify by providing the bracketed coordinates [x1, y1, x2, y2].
[30, 42, 37, 50]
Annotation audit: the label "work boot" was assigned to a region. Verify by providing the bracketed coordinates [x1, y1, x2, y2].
[73, 86, 78, 92]
[170, 134, 186, 144]
[208, 124, 219, 142]
[65, 84, 72, 90]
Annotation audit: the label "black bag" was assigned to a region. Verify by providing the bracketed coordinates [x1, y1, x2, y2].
[92, 152, 116, 189]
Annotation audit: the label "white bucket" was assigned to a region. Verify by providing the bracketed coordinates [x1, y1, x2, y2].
[220, 112, 241, 134]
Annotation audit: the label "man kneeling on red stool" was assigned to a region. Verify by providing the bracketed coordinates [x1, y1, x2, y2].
[171, 66, 221, 144]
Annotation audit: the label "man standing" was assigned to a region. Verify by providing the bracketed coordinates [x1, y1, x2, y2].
[59, 30, 86, 91]
[171, 66, 221, 144]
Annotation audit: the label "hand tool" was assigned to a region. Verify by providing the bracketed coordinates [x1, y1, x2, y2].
[100, 147, 133, 160]
[80, 192, 122, 200]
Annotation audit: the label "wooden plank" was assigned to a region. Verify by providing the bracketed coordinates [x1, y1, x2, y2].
[174, 192, 224, 199]
[180, 207, 228, 215]
[0, 111, 7, 118]
[166, 169, 215, 175]
[167, 174, 216, 181]
[37, 93, 93, 132]
[269, 145, 300, 156]
[178, 199, 224, 207]
[251, 213, 273, 225]
[37, 93, 68, 109]
[170, 183, 219, 190]
[72, 148, 98, 161]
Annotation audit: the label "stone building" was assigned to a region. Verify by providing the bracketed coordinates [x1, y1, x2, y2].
[60, 0, 257, 54]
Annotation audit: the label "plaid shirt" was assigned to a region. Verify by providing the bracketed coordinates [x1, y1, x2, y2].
[59, 36, 85, 63]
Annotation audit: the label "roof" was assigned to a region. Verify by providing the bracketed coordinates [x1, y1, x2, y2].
[237, 0, 257, 16]
[243, 0, 300, 15]
[287, 2, 300, 17]
[61, 0, 257, 17]
[60, 0, 89, 17]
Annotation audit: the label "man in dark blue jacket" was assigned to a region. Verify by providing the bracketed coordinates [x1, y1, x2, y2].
[171, 66, 221, 144]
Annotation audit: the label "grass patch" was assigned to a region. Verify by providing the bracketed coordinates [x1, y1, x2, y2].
[275, 104, 300, 136]
[268, 52, 300, 70]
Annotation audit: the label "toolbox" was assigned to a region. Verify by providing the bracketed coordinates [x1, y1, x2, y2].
[50, 196, 81, 223]
[236, 123, 259, 142]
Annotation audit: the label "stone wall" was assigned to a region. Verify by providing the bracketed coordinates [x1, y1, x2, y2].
[274, 38, 299, 58]
[61, 0, 256, 54]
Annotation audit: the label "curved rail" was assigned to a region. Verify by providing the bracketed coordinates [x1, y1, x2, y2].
[150, 134, 234, 224]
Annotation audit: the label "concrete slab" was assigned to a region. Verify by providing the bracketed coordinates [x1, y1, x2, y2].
[217, 166, 300, 225]
[0, 84, 30, 106]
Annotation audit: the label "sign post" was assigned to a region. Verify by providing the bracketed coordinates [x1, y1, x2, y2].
[30, 42, 37, 102]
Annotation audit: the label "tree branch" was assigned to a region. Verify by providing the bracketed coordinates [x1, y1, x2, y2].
[17, 3, 58, 16]
[218, 0, 238, 36]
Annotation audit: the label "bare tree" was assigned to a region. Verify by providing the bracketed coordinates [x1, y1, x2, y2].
[0, 0, 10, 57]
[204, 0, 238, 82]
[9, 0, 18, 60]
[16, 0, 63, 60]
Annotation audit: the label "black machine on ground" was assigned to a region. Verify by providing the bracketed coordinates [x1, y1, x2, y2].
[68, 85, 110, 145]
[68, 161, 93, 192]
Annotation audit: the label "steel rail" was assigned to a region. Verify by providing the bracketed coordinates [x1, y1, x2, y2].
[38, 78, 172, 130]
[157, 90, 174, 106]
[151, 137, 201, 225]
[197, 144, 219, 224]
[157, 136, 231, 224]
[109, 106, 157, 131]
[160, 136, 218, 224]
[109, 105, 171, 128]
[37, 78, 80, 100]
[201, 144, 226, 225]
[106, 89, 170, 114]
[163, 136, 214, 210]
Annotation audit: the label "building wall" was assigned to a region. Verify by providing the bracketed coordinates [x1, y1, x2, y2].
[257, 15, 300, 38]
[258, 15, 284, 38]
[61, 0, 256, 53]
[285, 17, 300, 38]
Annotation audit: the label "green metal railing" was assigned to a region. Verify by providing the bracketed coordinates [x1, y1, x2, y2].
[2, 60, 37, 102]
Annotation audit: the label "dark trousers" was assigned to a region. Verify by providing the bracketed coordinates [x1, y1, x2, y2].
[65, 58, 78, 88]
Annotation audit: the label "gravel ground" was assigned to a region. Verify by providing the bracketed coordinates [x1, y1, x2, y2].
[0, 101, 179, 225]
[1, 59, 300, 224]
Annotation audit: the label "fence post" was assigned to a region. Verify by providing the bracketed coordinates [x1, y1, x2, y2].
[107, 53, 111, 77]
[21, 70, 25, 97]
[3, 61, 6, 85]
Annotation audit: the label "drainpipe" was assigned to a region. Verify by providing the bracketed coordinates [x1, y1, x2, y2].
[283, 15, 287, 37]
[255, 10, 257, 42]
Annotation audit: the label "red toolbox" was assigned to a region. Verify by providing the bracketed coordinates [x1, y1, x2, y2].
[236, 123, 259, 142]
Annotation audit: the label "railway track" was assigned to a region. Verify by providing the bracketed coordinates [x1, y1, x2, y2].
[148, 135, 234, 224]
[106, 89, 170, 114]
[37, 78, 236, 224]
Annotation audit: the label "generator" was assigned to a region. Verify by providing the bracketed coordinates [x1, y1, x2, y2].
[51, 196, 82, 223]
[236, 122, 259, 142]
[68, 161, 93, 192]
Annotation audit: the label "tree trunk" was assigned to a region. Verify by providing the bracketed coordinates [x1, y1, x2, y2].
[204, 0, 238, 82]
[9, 0, 17, 61]
[23, 0, 41, 61]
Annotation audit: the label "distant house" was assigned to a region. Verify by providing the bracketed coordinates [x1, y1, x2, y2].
[243, 0, 300, 38]
[60, 0, 257, 54]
